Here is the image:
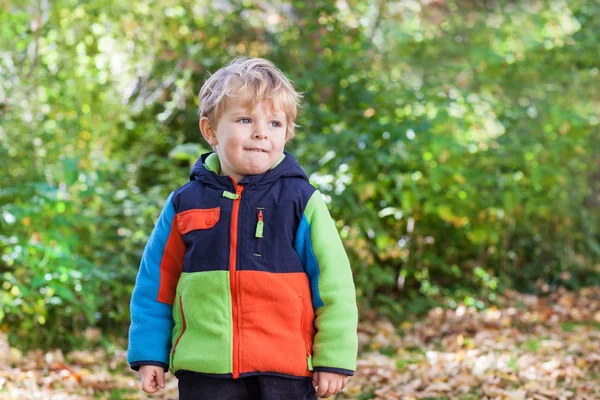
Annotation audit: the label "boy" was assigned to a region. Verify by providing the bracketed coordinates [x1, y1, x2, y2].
[127, 57, 358, 399]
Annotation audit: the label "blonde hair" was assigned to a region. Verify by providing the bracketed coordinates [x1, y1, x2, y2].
[198, 57, 302, 140]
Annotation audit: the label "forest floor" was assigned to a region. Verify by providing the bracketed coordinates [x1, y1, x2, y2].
[2, 286, 600, 399]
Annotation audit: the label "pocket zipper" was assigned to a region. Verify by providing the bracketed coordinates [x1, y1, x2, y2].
[171, 295, 187, 357]
[299, 295, 313, 371]
[255, 210, 264, 255]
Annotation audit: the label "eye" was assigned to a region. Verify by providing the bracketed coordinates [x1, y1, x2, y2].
[238, 118, 251, 124]
[269, 121, 283, 128]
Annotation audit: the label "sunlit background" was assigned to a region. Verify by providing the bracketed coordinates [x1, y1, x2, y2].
[1, 0, 600, 398]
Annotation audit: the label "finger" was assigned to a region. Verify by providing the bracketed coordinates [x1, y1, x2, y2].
[334, 378, 343, 394]
[142, 374, 159, 394]
[325, 380, 337, 398]
[342, 376, 349, 390]
[316, 378, 330, 398]
[142, 380, 157, 394]
[157, 370, 166, 389]
[145, 378, 159, 394]
[312, 371, 319, 387]
[325, 379, 339, 398]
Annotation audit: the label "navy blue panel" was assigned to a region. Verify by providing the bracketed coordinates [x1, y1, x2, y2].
[173, 180, 228, 211]
[173, 182, 230, 273]
[173, 152, 316, 274]
[236, 178, 315, 272]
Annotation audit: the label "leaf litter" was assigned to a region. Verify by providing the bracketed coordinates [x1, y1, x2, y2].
[2, 287, 600, 399]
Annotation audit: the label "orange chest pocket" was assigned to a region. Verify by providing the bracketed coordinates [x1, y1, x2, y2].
[176, 207, 220, 234]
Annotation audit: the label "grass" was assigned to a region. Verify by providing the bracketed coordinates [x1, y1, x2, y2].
[561, 321, 600, 332]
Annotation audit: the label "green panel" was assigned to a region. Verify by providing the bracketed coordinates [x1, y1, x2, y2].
[170, 271, 232, 375]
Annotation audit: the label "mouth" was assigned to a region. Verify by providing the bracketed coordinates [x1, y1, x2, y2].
[245, 148, 268, 153]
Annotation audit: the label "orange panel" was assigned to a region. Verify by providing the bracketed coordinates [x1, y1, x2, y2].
[238, 271, 315, 377]
[176, 207, 220, 234]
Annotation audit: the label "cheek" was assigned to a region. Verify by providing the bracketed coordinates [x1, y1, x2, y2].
[272, 143, 284, 154]
[271, 135, 287, 150]
[221, 135, 244, 151]
[223, 144, 242, 163]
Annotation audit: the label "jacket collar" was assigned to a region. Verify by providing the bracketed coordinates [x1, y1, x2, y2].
[189, 151, 308, 190]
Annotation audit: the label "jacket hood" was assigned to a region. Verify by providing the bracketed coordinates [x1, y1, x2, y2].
[189, 151, 309, 189]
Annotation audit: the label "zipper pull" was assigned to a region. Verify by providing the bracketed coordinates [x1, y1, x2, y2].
[307, 355, 313, 371]
[222, 191, 239, 200]
[255, 210, 264, 238]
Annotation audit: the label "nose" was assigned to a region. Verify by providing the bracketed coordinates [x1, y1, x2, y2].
[252, 125, 267, 140]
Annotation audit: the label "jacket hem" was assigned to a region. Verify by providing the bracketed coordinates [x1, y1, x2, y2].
[175, 370, 233, 379]
[130, 361, 169, 372]
[239, 371, 313, 380]
[313, 366, 354, 376]
[174, 370, 312, 380]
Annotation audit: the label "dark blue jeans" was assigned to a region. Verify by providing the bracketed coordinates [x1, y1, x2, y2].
[178, 372, 318, 400]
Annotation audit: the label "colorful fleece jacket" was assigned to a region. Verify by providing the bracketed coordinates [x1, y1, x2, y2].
[127, 151, 358, 379]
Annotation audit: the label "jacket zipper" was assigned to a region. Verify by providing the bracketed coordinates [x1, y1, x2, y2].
[171, 295, 187, 357]
[229, 180, 244, 379]
[255, 210, 263, 254]
[299, 295, 313, 371]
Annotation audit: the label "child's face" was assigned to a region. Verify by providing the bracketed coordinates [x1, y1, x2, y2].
[201, 99, 288, 183]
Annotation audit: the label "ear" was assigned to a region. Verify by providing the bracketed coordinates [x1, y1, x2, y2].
[200, 117, 218, 146]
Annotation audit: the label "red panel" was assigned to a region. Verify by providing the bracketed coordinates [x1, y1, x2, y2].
[157, 219, 185, 305]
[238, 271, 315, 377]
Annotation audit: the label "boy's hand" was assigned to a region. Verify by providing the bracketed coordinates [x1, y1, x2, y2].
[312, 371, 349, 398]
[139, 365, 165, 394]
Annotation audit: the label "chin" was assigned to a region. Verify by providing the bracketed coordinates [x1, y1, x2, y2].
[248, 168, 270, 175]
[244, 164, 271, 175]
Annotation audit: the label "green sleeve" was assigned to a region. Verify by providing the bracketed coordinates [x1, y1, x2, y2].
[303, 190, 358, 373]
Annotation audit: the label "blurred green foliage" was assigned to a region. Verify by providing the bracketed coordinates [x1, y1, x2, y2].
[1, 0, 599, 349]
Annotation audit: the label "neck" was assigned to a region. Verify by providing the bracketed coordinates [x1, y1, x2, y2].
[221, 171, 245, 184]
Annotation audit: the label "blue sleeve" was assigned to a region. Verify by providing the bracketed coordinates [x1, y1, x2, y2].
[127, 192, 177, 371]
[295, 214, 324, 310]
